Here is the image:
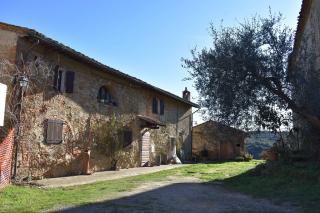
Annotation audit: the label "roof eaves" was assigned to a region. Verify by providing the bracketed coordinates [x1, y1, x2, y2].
[193, 120, 246, 134]
[21, 27, 200, 108]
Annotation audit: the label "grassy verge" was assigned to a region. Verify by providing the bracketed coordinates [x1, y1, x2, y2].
[176, 160, 320, 212]
[177, 160, 262, 181]
[0, 161, 261, 213]
[1, 160, 319, 212]
[0, 169, 177, 213]
[224, 161, 320, 213]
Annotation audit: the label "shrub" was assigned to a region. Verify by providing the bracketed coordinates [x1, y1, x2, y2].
[92, 113, 134, 170]
[243, 153, 253, 161]
[260, 147, 278, 161]
[235, 156, 245, 161]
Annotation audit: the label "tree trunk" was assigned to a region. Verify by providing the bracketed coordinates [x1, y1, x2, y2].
[261, 78, 320, 132]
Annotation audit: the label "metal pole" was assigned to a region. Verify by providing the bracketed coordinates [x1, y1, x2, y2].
[12, 84, 24, 179]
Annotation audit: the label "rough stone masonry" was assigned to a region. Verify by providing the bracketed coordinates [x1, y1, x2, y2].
[0, 22, 199, 179]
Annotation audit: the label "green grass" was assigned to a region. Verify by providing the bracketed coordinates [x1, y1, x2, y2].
[1, 160, 319, 212]
[224, 161, 320, 213]
[0, 169, 177, 213]
[178, 160, 262, 181]
[1, 179, 134, 212]
[0, 161, 260, 213]
[177, 160, 320, 212]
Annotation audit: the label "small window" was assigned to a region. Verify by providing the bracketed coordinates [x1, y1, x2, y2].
[160, 100, 164, 115]
[65, 71, 75, 93]
[46, 119, 64, 144]
[33, 56, 40, 67]
[53, 66, 62, 91]
[152, 97, 158, 114]
[53, 66, 75, 93]
[98, 86, 116, 105]
[122, 130, 133, 148]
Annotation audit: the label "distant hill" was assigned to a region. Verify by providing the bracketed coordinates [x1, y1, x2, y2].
[245, 131, 287, 159]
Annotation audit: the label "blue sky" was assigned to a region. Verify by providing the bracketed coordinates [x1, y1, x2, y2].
[0, 0, 302, 124]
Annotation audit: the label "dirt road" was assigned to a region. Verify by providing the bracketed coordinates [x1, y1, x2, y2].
[52, 176, 299, 213]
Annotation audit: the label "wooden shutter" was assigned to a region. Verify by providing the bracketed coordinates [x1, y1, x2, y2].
[160, 100, 164, 115]
[46, 119, 64, 144]
[65, 71, 75, 93]
[152, 97, 158, 114]
[53, 66, 61, 91]
[57, 70, 63, 92]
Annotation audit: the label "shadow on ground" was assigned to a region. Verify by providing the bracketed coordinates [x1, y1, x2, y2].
[52, 177, 298, 213]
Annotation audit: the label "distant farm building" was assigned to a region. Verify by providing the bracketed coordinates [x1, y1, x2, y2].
[192, 121, 247, 161]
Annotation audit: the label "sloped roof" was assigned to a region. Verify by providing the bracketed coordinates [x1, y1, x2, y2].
[137, 115, 166, 127]
[0, 21, 199, 108]
[193, 120, 247, 135]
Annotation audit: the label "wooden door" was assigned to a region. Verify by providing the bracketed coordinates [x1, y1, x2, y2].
[141, 132, 150, 166]
[220, 141, 235, 160]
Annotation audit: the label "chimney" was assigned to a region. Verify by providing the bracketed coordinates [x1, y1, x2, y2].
[182, 87, 190, 101]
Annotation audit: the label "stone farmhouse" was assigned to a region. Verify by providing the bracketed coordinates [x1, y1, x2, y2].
[192, 120, 247, 161]
[0, 22, 199, 179]
[289, 0, 320, 154]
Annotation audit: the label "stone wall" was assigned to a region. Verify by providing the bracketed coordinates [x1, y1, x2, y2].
[291, 0, 320, 154]
[0, 34, 193, 179]
[0, 28, 19, 140]
[192, 121, 246, 161]
[0, 28, 18, 63]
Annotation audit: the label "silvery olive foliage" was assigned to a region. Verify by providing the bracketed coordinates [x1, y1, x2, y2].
[183, 12, 320, 133]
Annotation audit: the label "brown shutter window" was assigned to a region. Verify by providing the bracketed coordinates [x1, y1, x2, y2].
[53, 66, 62, 91]
[160, 100, 164, 115]
[152, 97, 158, 114]
[53, 66, 58, 89]
[65, 71, 75, 93]
[57, 70, 63, 91]
[46, 119, 64, 144]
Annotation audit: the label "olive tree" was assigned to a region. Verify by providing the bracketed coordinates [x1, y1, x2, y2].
[183, 13, 320, 133]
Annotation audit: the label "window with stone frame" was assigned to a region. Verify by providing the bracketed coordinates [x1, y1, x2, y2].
[160, 99, 164, 115]
[53, 65, 62, 91]
[97, 86, 117, 106]
[53, 66, 75, 93]
[152, 97, 164, 115]
[152, 97, 158, 114]
[122, 129, 133, 148]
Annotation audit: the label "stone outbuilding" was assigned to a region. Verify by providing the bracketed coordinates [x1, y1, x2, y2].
[0, 22, 199, 179]
[192, 121, 247, 161]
